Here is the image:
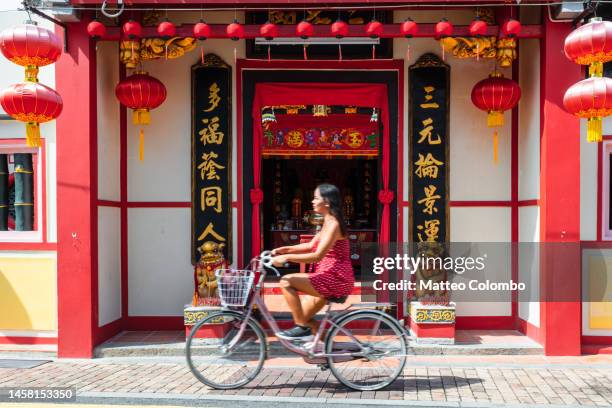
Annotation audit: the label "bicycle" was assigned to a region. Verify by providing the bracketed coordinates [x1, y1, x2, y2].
[186, 250, 409, 391]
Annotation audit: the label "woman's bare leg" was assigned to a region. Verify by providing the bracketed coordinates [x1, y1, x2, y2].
[302, 295, 327, 333]
[280, 273, 324, 328]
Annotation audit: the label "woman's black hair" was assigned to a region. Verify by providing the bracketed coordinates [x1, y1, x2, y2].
[316, 183, 347, 237]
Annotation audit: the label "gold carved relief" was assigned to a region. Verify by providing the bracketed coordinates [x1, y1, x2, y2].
[120, 37, 197, 68]
[439, 36, 517, 68]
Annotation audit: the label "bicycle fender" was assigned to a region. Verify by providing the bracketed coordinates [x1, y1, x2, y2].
[195, 309, 267, 343]
[331, 308, 407, 335]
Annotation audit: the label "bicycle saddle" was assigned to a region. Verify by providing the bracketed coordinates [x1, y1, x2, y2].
[327, 295, 348, 304]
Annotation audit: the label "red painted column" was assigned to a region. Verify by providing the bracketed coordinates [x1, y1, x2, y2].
[55, 20, 98, 358]
[539, 16, 581, 356]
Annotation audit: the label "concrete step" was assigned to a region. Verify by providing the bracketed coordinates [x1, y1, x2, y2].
[94, 338, 542, 358]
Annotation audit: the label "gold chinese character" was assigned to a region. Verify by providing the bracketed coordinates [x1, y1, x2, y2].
[420, 86, 440, 109]
[197, 222, 226, 242]
[203, 82, 221, 112]
[417, 219, 441, 242]
[414, 153, 443, 179]
[198, 151, 225, 181]
[417, 185, 441, 215]
[201, 186, 222, 213]
[418, 118, 442, 145]
[199, 116, 224, 145]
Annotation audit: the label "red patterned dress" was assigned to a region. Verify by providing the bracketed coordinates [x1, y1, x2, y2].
[308, 238, 355, 298]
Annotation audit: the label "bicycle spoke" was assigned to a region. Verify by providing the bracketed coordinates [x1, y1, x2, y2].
[186, 311, 266, 389]
[326, 311, 406, 391]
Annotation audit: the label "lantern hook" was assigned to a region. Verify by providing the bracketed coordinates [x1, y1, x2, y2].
[101, 0, 125, 19]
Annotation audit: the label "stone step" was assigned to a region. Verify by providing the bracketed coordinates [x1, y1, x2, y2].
[94, 338, 542, 358]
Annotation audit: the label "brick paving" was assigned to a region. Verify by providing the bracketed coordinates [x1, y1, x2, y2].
[1, 356, 612, 406]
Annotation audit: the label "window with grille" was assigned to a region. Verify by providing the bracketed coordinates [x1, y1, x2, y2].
[0, 153, 34, 231]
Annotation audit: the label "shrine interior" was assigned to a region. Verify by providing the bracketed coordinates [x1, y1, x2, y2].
[259, 105, 382, 275]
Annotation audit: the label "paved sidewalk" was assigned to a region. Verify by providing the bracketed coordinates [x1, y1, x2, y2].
[0, 355, 611, 407]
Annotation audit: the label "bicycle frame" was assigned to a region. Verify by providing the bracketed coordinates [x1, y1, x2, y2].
[222, 256, 397, 360]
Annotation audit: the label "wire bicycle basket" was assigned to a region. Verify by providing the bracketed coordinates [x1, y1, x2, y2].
[214, 269, 255, 307]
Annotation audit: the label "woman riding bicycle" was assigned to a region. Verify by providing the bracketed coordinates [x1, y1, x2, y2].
[271, 183, 355, 340]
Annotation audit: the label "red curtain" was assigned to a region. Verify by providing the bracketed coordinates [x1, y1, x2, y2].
[251, 83, 393, 257]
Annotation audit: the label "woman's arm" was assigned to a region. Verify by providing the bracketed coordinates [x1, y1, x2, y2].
[273, 235, 317, 255]
[273, 222, 338, 265]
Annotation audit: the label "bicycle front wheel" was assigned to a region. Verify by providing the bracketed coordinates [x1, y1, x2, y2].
[326, 310, 407, 391]
[186, 310, 267, 389]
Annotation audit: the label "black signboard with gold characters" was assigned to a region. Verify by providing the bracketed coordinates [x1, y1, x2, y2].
[192, 54, 232, 264]
[409, 53, 450, 243]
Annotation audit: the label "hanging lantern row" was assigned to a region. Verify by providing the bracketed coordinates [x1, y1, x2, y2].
[87, 17, 522, 41]
[0, 22, 63, 147]
[563, 17, 612, 143]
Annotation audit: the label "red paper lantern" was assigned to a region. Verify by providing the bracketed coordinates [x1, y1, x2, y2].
[0, 82, 62, 147]
[400, 18, 418, 38]
[260, 22, 278, 40]
[501, 18, 521, 38]
[115, 72, 167, 160]
[0, 22, 61, 80]
[471, 72, 521, 163]
[564, 76, 612, 142]
[331, 20, 349, 39]
[435, 18, 453, 39]
[193, 20, 211, 40]
[469, 18, 487, 37]
[226, 20, 244, 41]
[564, 17, 612, 74]
[123, 20, 142, 39]
[157, 19, 176, 39]
[87, 19, 106, 39]
[296, 20, 314, 39]
[365, 20, 383, 39]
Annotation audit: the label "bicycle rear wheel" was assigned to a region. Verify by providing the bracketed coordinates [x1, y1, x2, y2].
[326, 310, 407, 391]
[186, 310, 267, 389]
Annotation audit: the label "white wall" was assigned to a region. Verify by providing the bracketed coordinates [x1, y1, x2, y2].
[128, 208, 193, 315]
[96, 41, 122, 326]
[98, 206, 121, 325]
[517, 39, 541, 328]
[97, 42, 121, 202]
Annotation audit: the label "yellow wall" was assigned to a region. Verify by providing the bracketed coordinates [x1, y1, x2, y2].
[0, 254, 57, 331]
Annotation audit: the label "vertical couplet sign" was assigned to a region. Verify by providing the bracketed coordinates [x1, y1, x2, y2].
[191, 54, 232, 264]
[409, 53, 450, 243]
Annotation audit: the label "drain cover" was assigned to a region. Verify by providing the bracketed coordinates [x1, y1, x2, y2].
[0, 359, 50, 369]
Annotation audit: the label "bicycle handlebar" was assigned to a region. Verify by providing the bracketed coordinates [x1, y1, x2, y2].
[258, 250, 280, 278]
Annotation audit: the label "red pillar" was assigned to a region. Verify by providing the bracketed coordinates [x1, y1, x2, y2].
[55, 20, 98, 358]
[539, 16, 581, 356]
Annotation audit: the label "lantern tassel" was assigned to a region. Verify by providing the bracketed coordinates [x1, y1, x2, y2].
[487, 111, 504, 127]
[493, 129, 499, 165]
[267, 44, 271, 62]
[133, 109, 150, 125]
[338, 44, 342, 61]
[139, 128, 144, 161]
[372, 44, 375, 60]
[303, 44, 308, 60]
[587, 117, 603, 143]
[406, 43, 411, 61]
[25, 122, 41, 148]
[201, 45, 205, 64]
